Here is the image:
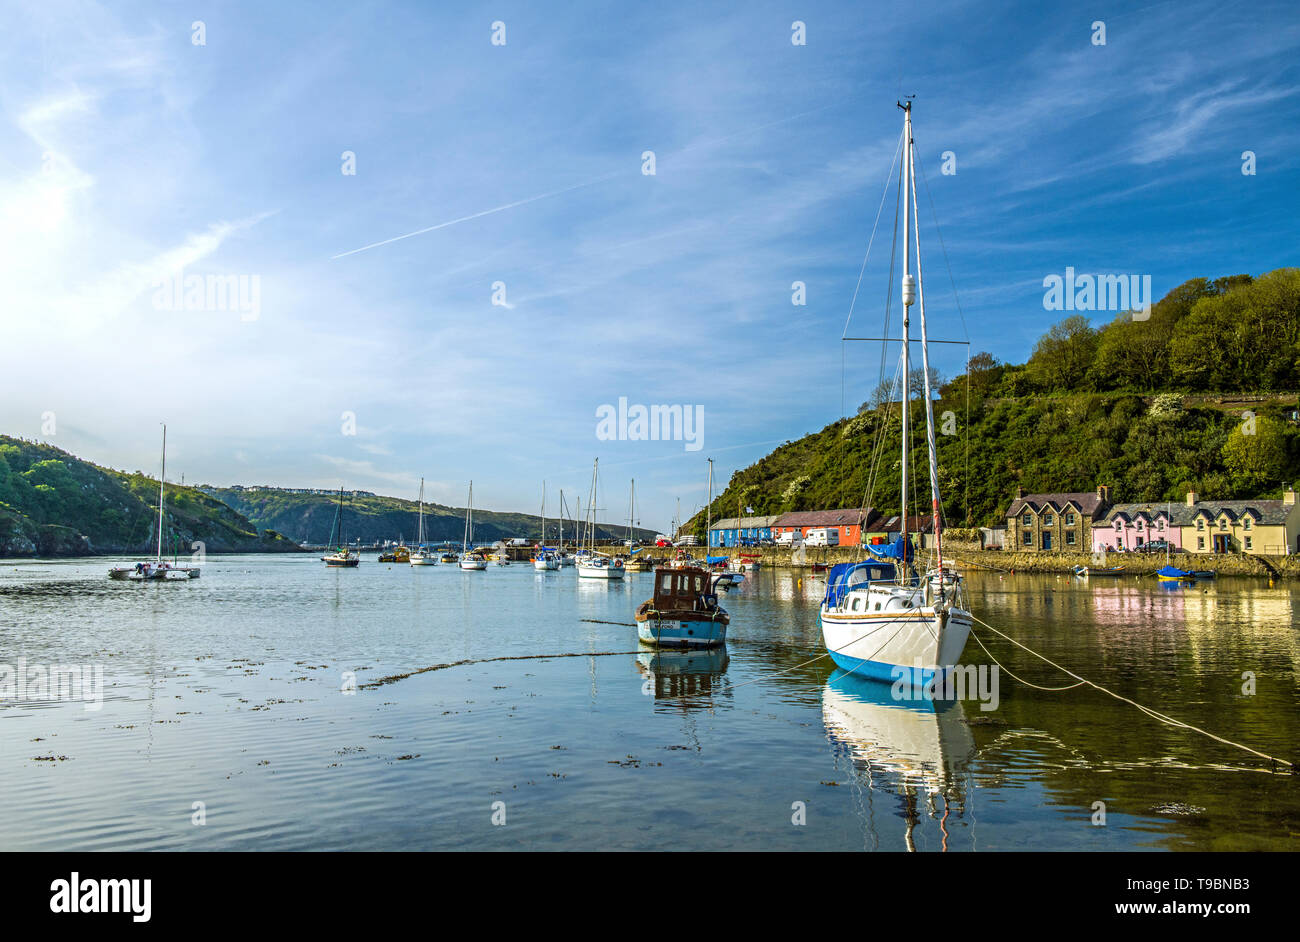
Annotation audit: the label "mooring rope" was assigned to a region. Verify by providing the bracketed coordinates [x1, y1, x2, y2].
[969, 614, 1294, 771]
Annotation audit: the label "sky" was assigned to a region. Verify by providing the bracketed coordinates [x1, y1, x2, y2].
[2, 0, 1298, 534]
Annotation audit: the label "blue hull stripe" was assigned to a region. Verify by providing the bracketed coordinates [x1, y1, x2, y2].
[828, 650, 937, 688]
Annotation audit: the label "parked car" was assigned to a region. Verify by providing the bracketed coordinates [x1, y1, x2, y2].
[655, 539, 671, 548]
[1135, 540, 1183, 554]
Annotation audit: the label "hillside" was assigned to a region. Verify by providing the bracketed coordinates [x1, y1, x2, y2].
[204, 487, 657, 546]
[685, 269, 1300, 535]
[0, 437, 301, 557]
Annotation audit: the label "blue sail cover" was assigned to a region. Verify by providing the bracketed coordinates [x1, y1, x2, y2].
[1157, 564, 1190, 578]
[705, 556, 729, 565]
[823, 561, 897, 607]
[865, 535, 913, 562]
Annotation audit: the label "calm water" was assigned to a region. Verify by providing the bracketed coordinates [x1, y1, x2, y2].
[1, 556, 1298, 851]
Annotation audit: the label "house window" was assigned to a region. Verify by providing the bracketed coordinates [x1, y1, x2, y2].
[1114, 521, 1122, 531]
[1245, 536, 1253, 550]
[1196, 519, 1204, 531]
[1243, 518, 1252, 530]
[1065, 513, 1075, 526]
[1023, 531, 1032, 547]
[1022, 513, 1032, 526]
[1197, 537, 1204, 550]
[1158, 519, 1165, 530]
[1219, 519, 1228, 531]
[1066, 531, 1076, 545]
[1136, 519, 1143, 530]
[1043, 513, 1053, 526]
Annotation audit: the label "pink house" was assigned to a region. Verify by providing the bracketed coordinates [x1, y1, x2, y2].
[1092, 503, 1183, 552]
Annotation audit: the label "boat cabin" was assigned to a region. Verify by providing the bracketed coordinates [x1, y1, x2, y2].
[653, 567, 717, 613]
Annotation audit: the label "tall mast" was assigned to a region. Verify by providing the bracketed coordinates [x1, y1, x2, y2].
[417, 478, 425, 546]
[462, 482, 472, 553]
[706, 458, 714, 547]
[156, 424, 166, 563]
[899, 100, 914, 571]
[909, 104, 945, 584]
[559, 489, 564, 550]
[540, 480, 546, 545]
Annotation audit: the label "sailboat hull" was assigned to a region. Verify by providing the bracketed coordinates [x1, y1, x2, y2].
[820, 607, 972, 687]
[577, 563, 624, 580]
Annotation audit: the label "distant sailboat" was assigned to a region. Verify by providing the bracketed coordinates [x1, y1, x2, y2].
[411, 478, 437, 565]
[576, 459, 625, 580]
[321, 486, 360, 567]
[459, 481, 488, 570]
[108, 425, 199, 582]
[533, 481, 560, 571]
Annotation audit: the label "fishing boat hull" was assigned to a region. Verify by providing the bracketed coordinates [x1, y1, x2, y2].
[819, 607, 972, 688]
[635, 609, 728, 648]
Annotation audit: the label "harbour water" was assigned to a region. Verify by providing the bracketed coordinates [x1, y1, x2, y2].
[1, 557, 1297, 851]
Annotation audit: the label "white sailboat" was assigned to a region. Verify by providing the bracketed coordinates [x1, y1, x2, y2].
[576, 458, 624, 580]
[533, 481, 560, 571]
[458, 481, 488, 570]
[818, 101, 972, 690]
[410, 478, 437, 565]
[108, 425, 199, 581]
[321, 486, 360, 567]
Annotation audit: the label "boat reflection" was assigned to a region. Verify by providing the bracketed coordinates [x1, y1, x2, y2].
[634, 646, 730, 703]
[822, 669, 976, 851]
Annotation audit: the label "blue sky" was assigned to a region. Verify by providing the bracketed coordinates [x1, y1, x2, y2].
[2, 0, 1297, 532]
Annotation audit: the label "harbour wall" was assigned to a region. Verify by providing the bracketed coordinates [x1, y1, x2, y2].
[694, 544, 1295, 579]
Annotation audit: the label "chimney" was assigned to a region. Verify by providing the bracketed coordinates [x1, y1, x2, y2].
[1285, 484, 1296, 507]
[1096, 484, 1111, 504]
[1186, 490, 1197, 507]
[1015, 486, 1025, 500]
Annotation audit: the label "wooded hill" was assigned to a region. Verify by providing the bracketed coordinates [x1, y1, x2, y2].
[685, 269, 1300, 536]
[205, 487, 658, 546]
[0, 437, 300, 556]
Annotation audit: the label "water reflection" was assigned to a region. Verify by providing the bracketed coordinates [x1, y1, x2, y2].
[822, 670, 976, 851]
[635, 645, 730, 703]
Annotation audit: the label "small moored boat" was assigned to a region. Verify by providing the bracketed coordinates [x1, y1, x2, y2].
[635, 566, 729, 648]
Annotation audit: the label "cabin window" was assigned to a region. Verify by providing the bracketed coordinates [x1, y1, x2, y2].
[659, 574, 672, 593]
[851, 598, 862, 612]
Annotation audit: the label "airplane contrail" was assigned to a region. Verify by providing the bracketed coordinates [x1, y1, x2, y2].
[331, 101, 841, 260]
[331, 173, 621, 259]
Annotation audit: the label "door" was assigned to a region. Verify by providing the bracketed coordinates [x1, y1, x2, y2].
[1042, 532, 1051, 550]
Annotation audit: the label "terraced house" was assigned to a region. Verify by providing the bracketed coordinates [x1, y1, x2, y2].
[1178, 488, 1300, 555]
[1004, 486, 1112, 552]
[1093, 503, 1182, 552]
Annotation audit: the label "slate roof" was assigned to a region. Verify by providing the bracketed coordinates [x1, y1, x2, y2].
[1006, 491, 1107, 519]
[1184, 500, 1293, 527]
[773, 508, 878, 528]
[709, 515, 783, 530]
